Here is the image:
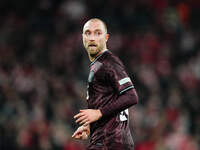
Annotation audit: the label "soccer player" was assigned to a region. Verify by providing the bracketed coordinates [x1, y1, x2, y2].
[72, 18, 138, 150]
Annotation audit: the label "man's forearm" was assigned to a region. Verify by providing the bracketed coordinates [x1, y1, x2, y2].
[100, 88, 138, 118]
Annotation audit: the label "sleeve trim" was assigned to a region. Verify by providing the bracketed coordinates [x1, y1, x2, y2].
[119, 85, 134, 95]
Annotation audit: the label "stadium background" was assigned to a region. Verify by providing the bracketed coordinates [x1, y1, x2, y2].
[0, 0, 199, 150]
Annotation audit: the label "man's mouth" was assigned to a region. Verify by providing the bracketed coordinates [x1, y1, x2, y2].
[88, 44, 97, 48]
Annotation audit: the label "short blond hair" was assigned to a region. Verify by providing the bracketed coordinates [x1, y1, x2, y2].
[83, 18, 107, 33]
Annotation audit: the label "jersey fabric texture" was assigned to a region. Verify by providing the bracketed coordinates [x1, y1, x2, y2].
[87, 50, 137, 150]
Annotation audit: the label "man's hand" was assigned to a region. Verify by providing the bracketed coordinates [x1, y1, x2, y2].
[72, 125, 90, 140]
[74, 109, 102, 126]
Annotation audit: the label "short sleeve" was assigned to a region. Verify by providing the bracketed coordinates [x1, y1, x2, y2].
[106, 63, 134, 95]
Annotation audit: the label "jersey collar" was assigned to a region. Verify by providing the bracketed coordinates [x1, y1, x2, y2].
[90, 49, 108, 66]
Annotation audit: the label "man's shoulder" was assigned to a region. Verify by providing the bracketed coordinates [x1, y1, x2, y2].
[101, 50, 124, 68]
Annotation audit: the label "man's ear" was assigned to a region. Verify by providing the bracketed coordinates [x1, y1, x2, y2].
[106, 34, 109, 42]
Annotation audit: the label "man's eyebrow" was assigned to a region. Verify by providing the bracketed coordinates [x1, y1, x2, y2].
[83, 29, 103, 33]
[94, 29, 102, 32]
[83, 29, 90, 33]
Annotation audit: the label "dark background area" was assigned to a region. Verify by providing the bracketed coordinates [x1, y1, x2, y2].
[0, 0, 199, 150]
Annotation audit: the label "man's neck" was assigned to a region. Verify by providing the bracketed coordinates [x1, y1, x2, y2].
[89, 49, 107, 62]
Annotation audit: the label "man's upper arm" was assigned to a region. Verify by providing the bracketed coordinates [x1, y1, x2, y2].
[107, 63, 134, 95]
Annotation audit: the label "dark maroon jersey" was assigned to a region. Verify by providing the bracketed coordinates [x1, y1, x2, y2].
[86, 50, 138, 150]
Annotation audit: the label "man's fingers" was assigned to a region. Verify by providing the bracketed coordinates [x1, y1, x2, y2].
[72, 129, 80, 137]
[79, 118, 89, 125]
[74, 134, 81, 139]
[75, 115, 87, 123]
[72, 130, 82, 138]
[80, 109, 86, 112]
[72, 130, 80, 138]
[81, 132, 88, 140]
[72, 130, 88, 140]
[72, 127, 83, 138]
[72, 133, 76, 138]
[74, 112, 84, 119]
[73, 132, 88, 140]
[83, 121, 90, 126]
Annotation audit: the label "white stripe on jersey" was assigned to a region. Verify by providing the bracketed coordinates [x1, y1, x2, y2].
[118, 77, 131, 85]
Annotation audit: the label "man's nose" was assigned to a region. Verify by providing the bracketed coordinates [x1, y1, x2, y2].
[88, 34, 95, 41]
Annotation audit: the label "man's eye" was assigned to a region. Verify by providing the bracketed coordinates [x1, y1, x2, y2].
[85, 32, 90, 36]
[96, 32, 101, 35]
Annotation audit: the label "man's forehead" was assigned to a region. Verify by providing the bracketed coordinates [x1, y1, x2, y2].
[83, 20, 106, 32]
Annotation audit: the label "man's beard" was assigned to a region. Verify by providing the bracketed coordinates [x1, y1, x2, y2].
[89, 47, 101, 57]
[87, 45, 102, 58]
[90, 52, 99, 57]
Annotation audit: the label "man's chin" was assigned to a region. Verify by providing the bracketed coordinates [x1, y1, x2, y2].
[88, 48, 98, 56]
[90, 53, 98, 58]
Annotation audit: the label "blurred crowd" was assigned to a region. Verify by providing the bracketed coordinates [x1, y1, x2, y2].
[0, 0, 199, 150]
